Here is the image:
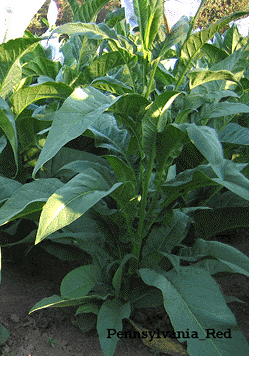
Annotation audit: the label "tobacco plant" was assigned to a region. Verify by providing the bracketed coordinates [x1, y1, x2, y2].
[0, 0, 249, 355]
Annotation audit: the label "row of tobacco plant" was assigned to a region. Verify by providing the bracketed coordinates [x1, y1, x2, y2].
[0, 0, 249, 356]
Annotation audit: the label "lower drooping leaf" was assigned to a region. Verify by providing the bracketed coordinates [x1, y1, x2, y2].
[218, 123, 249, 146]
[192, 206, 249, 240]
[129, 320, 188, 356]
[139, 267, 248, 356]
[0, 175, 22, 204]
[0, 178, 63, 226]
[29, 292, 110, 314]
[0, 98, 18, 171]
[211, 159, 249, 201]
[97, 299, 131, 356]
[178, 238, 249, 277]
[60, 264, 101, 299]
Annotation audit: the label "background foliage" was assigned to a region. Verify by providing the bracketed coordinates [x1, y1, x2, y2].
[194, 0, 249, 29]
[26, 0, 249, 36]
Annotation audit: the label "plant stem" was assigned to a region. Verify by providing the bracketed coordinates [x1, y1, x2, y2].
[132, 152, 156, 266]
[144, 57, 161, 99]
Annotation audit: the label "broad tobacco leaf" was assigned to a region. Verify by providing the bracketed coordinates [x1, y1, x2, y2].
[0, 37, 41, 98]
[32, 86, 120, 178]
[97, 299, 131, 356]
[142, 91, 181, 171]
[60, 264, 102, 299]
[67, 0, 109, 23]
[0, 175, 22, 204]
[175, 11, 248, 87]
[11, 82, 73, 117]
[139, 267, 249, 356]
[178, 238, 249, 277]
[35, 171, 123, 244]
[130, 320, 188, 355]
[0, 178, 63, 226]
[0, 97, 18, 171]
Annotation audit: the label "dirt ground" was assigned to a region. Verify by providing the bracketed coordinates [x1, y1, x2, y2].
[0, 228, 249, 356]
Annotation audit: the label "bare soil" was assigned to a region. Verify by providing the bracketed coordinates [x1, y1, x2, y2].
[0, 228, 248, 356]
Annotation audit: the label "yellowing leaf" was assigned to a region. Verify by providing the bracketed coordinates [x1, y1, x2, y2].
[130, 320, 189, 356]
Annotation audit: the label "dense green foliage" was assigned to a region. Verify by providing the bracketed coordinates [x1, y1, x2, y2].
[0, 0, 249, 355]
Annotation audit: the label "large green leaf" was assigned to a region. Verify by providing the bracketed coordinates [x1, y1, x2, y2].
[0, 175, 22, 204]
[142, 91, 180, 170]
[161, 161, 248, 207]
[134, 0, 164, 51]
[0, 37, 41, 98]
[0, 178, 63, 226]
[108, 93, 149, 123]
[133, 0, 148, 48]
[161, 165, 219, 208]
[186, 124, 224, 179]
[175, 11, 248, 88]
[0, 97, 18, 170]
[105, 7, 125, 28]
[73, 51, 126, 87]
[179, 238, 249, 277]
[153, 16, 190, 59]
[82, 113, 131, 163]
[29, 292, 110, 314]
[22, 56, 61, 79]
[67, 0, 109, 23]
[198, 101, 249, 121]
[112, 254, 137, 298]
[192, 206, 249, 240]
[32, 86, 119, 178]
[35, 171, 123, 244]
[66, 0, 80, 17]
[46, 232, 114, 265]
[60, 265, 101, 299]
[139, 268, 248, 355]
[201, 43, 229, 64]
[91, 76, 134, 95]
[219, 123, 249, 145]
[39, 147, 107, 180]
[58, 157, 137, 221]
[51, 22, 118, 41]
[104, 155, 137, 187]
[188, 69, 242, 90]
[211, 160, 249, 201]
[223, 24, 243, 54]
[191, 47, 247, 98]
[11, 82, 73, 117]
[97, 299, 131, 356]
[58, 155, 113, 176]
[143, 210, 192, 257]
[155, 123, 188, 185]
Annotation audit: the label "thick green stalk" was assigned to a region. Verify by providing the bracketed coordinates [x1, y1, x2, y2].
[144, 56, 161, 99]
[131, 147, 156, 265]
